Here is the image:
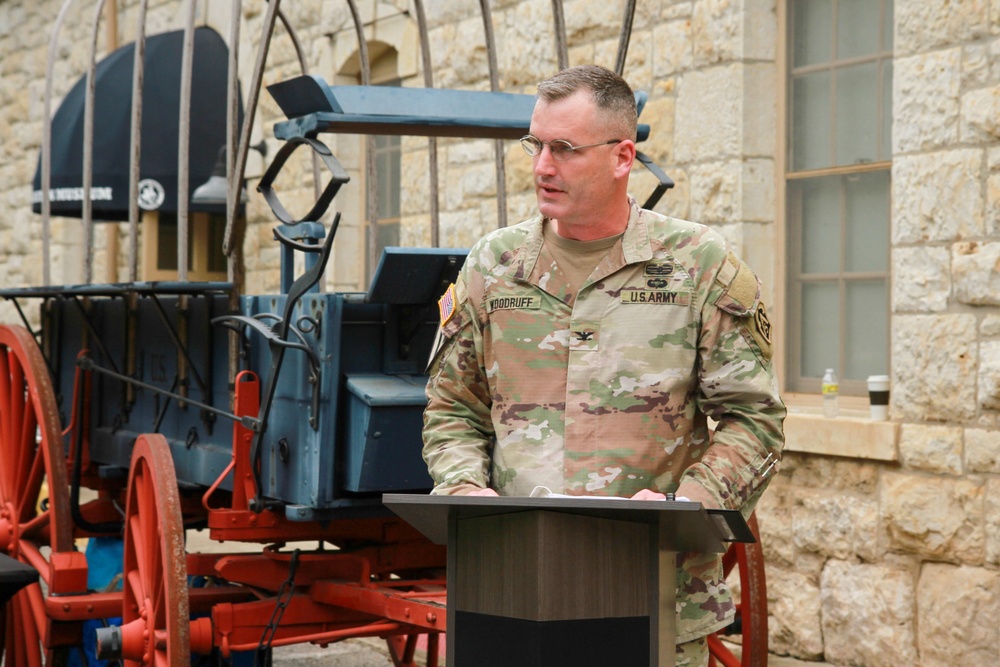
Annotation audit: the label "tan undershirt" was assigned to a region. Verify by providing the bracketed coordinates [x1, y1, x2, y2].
[542, 221, 623, 298]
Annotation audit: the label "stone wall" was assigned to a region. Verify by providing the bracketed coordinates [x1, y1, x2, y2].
[758, 1, 1000, 664]
[2, 0, 1000, 665]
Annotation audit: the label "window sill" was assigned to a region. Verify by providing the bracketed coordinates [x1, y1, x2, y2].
[782, 394, 899, 462]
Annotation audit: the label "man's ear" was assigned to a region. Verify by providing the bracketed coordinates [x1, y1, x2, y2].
[614, 140, 637, 179]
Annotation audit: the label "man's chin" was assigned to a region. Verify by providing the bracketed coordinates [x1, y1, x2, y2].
[536, 199, 564, 220]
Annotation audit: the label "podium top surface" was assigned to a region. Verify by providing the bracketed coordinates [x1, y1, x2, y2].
[383, 493, 753, 553]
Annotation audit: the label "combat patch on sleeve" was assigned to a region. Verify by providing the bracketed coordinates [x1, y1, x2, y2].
[713, 254, 773, 364]
[749, 302, 773, 363]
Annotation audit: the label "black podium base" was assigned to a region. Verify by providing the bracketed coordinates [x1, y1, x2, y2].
[455, 610, 649, 667]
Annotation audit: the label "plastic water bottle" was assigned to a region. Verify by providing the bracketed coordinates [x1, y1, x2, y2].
[822, 368, 839, 418]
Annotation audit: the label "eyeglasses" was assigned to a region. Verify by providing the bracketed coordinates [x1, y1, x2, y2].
[519, 135, 623, 161]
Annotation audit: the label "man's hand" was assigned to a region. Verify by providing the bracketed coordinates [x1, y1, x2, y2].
[629, 489, 691, 501]
[466, 487, 499, 497]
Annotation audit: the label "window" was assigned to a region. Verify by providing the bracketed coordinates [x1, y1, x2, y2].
[785, 0, 893, 395]
[366, 128, 401, 280]
[143, 211, 228, 281]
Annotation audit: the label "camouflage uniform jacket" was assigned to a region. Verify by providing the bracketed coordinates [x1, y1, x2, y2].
[423, 200, 785, 642]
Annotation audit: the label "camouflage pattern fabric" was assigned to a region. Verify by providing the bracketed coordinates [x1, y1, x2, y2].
[423, 199, 785, 642]
[676, 635, 709, 667]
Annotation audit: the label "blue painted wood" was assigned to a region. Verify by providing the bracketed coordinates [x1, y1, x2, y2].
[269, 74, 651, 142]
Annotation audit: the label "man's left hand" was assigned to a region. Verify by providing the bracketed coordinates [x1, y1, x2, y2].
[631, 489, 666, 500]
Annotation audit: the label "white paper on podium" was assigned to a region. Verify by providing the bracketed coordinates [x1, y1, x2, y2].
[528, 486, 689, 502]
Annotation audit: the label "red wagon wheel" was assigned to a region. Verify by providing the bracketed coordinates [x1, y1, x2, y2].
[0, 324, 73, 667]
[119, 434, 190, 666]
[708, 512, 768, 667]
[386, 631, 442, 667]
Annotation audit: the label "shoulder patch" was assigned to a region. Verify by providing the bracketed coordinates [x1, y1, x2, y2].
[714, 254, 760, 317]
[726, 262, 759, 312]
[749, 302, 774, 363]
[438, 283, 458, 326]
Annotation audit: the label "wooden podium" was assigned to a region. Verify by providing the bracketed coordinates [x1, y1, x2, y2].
[383, 494, 752, 667]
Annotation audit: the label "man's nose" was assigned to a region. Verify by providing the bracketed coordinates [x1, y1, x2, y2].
[533, 147, 557, 175]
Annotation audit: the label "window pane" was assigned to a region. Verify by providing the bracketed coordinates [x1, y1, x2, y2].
[838, 0, 881, 59]
[793, 0, 832, 67]
[801, 177, 841, 274]
[801, 281, 840, 378]
[881, 60, 893, 160]
[791, 71, 832, 171]
[845, 279, 888, 379]
[883, 0, 894, 50]
[845, 171, 889, 273]
[835, 62, 879, 166]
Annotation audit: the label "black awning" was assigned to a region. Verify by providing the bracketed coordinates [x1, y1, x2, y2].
[32, 26, 242, 221]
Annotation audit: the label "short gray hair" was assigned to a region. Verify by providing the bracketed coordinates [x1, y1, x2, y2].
[536, 64, 637, 141]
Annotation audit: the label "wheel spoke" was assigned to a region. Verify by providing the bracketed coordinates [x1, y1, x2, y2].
[16, 445, 44, 524]
[0, 327, 73, 667]
[122, 434, 190, 665]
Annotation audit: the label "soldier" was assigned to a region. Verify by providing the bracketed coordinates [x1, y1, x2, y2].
[422, 64, 785, 666]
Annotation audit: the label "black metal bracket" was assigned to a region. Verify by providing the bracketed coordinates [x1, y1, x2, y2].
[212, 214, 340, 512]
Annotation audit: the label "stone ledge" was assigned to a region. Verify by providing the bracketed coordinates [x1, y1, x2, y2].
[784, 407, 899, 462]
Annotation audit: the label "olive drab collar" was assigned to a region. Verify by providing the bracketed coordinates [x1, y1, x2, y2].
[513, 197, 654, 290]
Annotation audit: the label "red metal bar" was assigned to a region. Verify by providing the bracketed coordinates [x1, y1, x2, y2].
[309, 579, 447, 632]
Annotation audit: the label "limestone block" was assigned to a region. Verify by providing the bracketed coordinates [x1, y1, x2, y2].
[400, 150, 431, 215]
[652, 19, 693, 78]
[399, 213, 430, 247]
[966, 428, 1000, 473]
[989, 171, 1000, 236]
[743, 0, 777, 61]
[453, 19, 490, 87]
[688, 160, 740, 225]
[447, 139, 495, 166]
[979, 341, 1000, 412]
[792, 489, 881, 561]
[983, 315, 1000, 336]
[881, 472, 985, 562]
[563, 0, 625, 44]
[893, 50, 961, 154]
[890, 315, 978, 421]
[742, 64, 776, 157]
[961, 86, 1000, 142]
[663, 2, 694, 21]
[987, 478, 1000, 564]
[691, 0, 740, 66]
[674, 65, 741, 163]
[820, 558, 918, 666]
[898, 424, 963, 474]
[637, 95, 674, 165]
[778, 451, 880, 495]
[422, 0, 476, 28]
[766, 564, 824, 660]
[895, 149, 985, 241]
[917, 563, 1000, 667]
[754, 483, 795, 566]
[740, 159, 774, 222]
[460, 162, 497, 199]
[961, 43, 998, 89]
[438, 208, 482, 248]
[497, 0, 559, 87]
[506, 191, 538, 224]
[658, 166, 690, 221]
[895, 0, 991, 56]
[505, 142, 534, 196]
[892, 246, 951, 313]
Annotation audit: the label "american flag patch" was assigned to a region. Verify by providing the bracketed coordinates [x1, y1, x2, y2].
[438, 284, 458, 326]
